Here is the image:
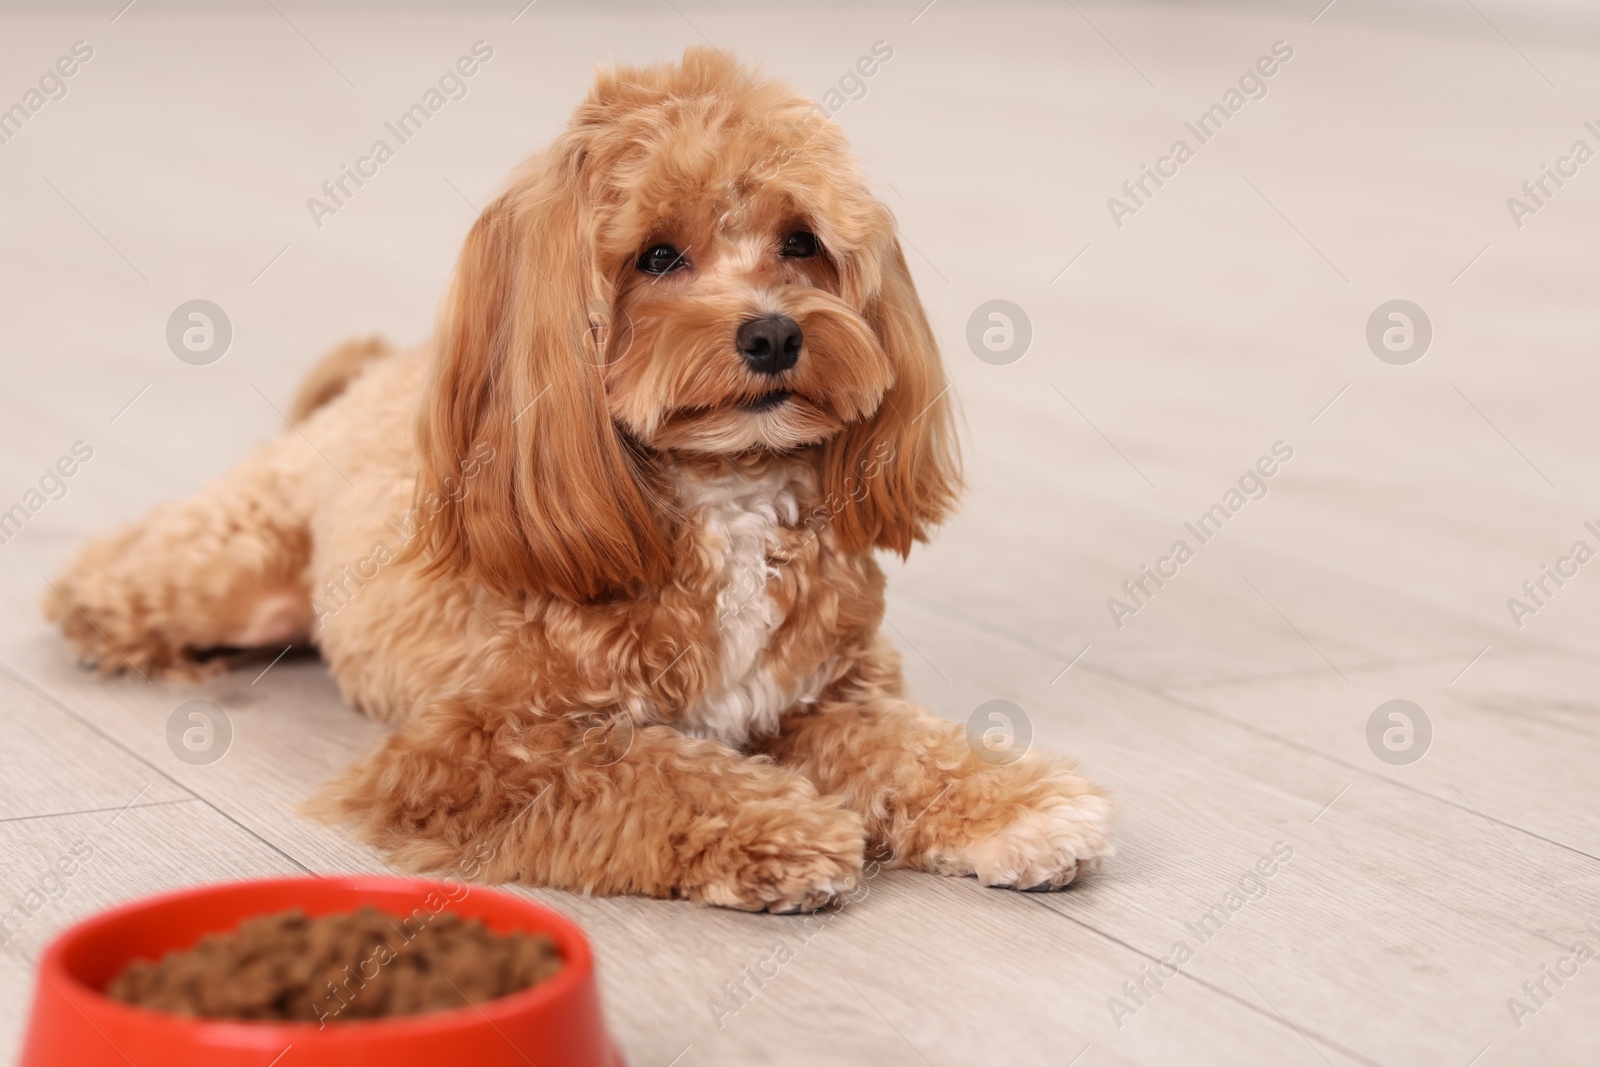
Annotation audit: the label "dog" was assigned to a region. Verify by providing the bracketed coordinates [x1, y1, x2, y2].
[47, 48, 1113, 913]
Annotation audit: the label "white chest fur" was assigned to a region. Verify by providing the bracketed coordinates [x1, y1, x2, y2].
[673, 463, 831, 747]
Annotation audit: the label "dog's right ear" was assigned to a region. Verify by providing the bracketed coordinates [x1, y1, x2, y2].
[409, 147, 672, 603]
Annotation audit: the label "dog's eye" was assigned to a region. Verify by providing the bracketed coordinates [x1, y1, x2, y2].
[781, 231, 819, 258]
[637, 243, 688, 274]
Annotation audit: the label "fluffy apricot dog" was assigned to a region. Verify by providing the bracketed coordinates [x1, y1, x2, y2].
[48, 49, 1113, 912]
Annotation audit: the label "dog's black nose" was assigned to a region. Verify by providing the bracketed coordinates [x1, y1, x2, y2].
[736, 315, 802, 375]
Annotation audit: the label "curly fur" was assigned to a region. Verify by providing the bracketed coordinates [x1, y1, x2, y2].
[45, 48, 1112, 912]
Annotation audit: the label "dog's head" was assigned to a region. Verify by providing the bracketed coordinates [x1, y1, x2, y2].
[415, 47, 959, 601]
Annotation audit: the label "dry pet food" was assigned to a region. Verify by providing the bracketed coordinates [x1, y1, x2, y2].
[106, 905, 563, 1023]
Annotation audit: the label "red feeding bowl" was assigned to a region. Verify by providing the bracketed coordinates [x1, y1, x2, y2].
[19, 875, 625, 1067]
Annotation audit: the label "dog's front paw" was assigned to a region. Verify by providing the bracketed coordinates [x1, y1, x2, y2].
[918, 768, 1115, 891]
[964, 792, 1115, 891]
[685, 798, 865, 913]
[44, 580, 212, 680]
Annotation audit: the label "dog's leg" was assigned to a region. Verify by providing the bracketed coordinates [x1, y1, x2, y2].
[759, 696, 1114, 891]
[46, 435, 316, 678]
[310, 702, 867, 912]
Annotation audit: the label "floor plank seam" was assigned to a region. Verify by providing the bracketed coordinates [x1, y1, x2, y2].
[889, 587, 1474, 685]
[1165, 646, 1539, 691]
[974, 453, 1588, 666]
[0, 798, 197, 826]
[1137, 678, 1600, 870]
[0, 659, 317, 877]
[889, 590, 1600, 868]
[1033, 899, 1393, 1067]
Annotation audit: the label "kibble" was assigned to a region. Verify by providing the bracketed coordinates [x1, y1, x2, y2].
[106, 905, 563, 1023]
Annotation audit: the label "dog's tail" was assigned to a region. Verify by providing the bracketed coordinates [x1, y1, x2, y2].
[289, 335, 395, 422]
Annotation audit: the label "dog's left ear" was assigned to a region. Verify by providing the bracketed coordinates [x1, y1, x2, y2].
[820, 231, 962, 556]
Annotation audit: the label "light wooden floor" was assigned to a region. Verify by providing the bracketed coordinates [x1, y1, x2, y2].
[3, 2, 1599, 1064]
